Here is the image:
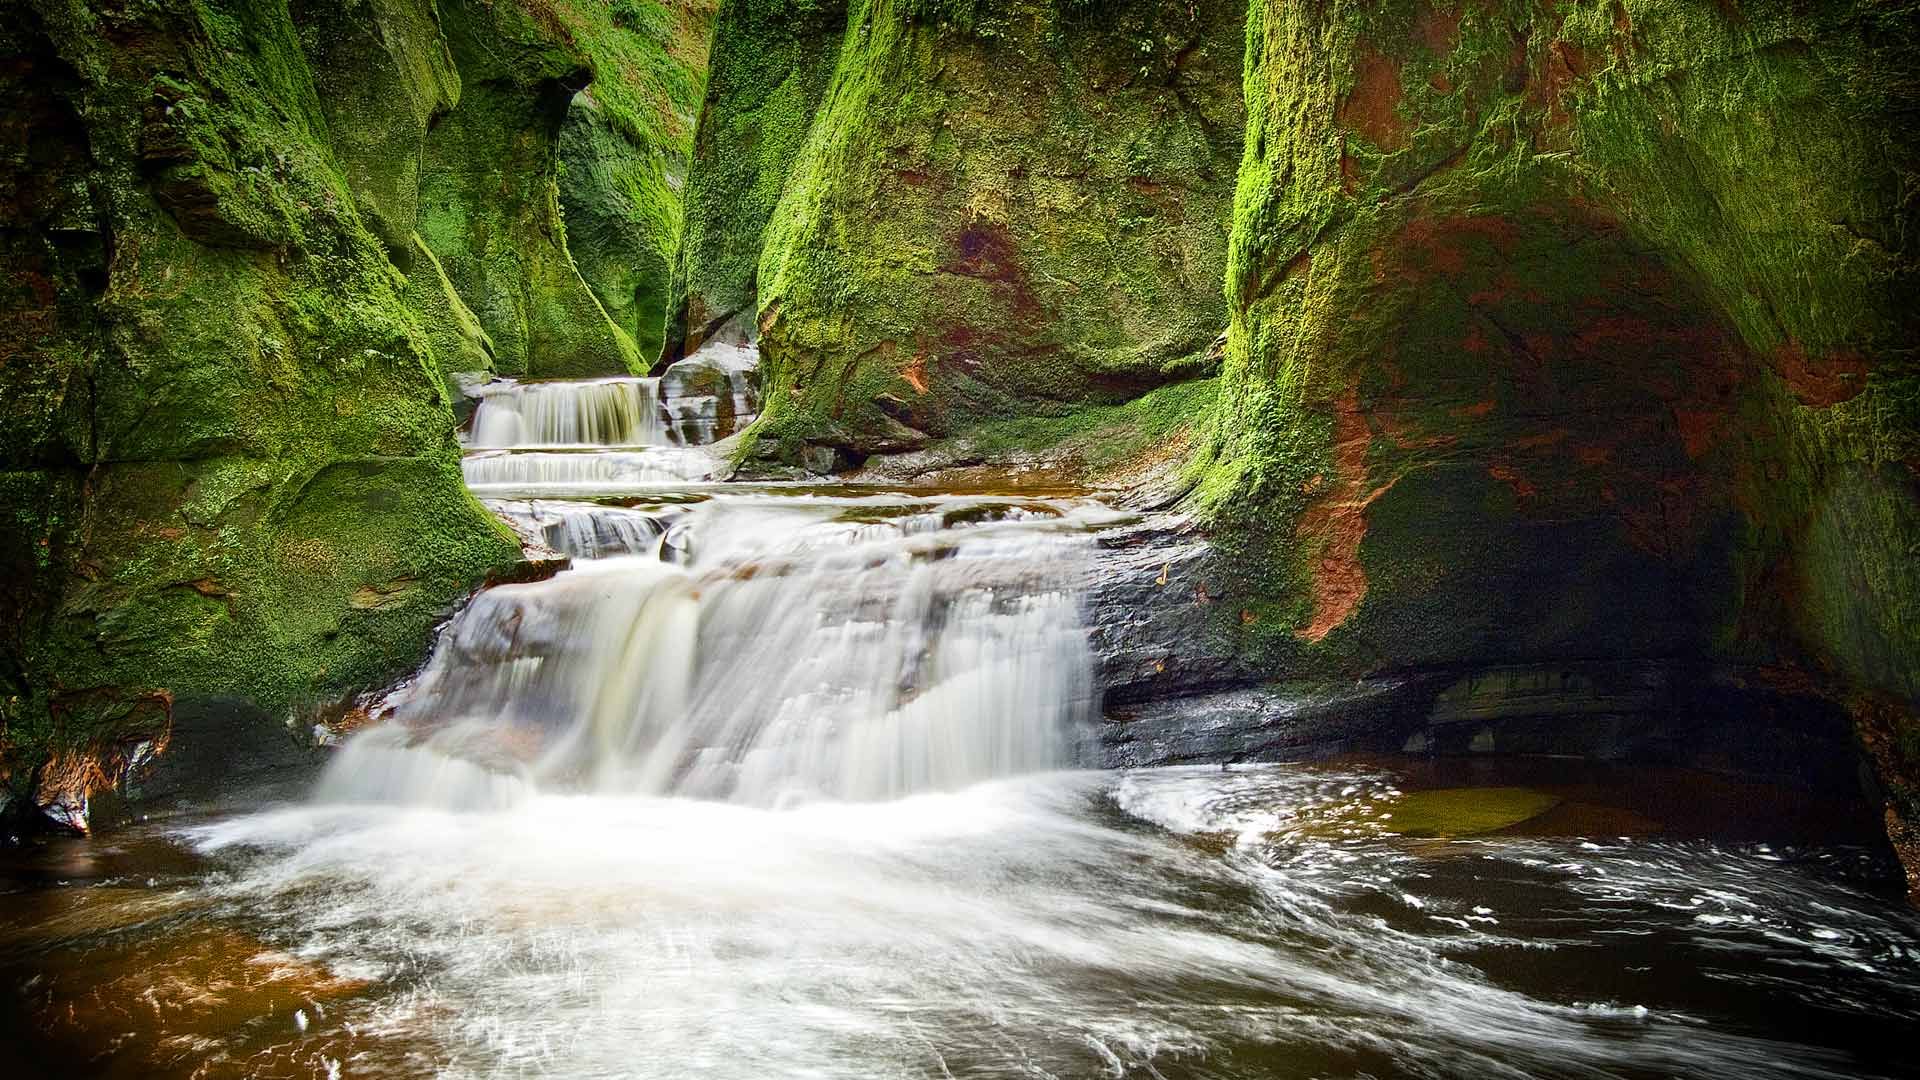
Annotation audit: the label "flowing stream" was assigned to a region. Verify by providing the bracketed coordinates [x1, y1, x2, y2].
[4, 345, 1919, 1078]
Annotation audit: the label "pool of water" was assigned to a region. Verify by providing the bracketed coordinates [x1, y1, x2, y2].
[4, 759, 1914, 1079]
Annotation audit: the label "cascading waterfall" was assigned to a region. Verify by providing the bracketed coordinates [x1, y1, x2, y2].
[468, 377, 667, 448]
[482, 498, 676, 559]
[330, 341, 1106, 807]
[457, 345, 764, 492]
[460, 447, 718, 492]
[16, 349, 1916, 1080]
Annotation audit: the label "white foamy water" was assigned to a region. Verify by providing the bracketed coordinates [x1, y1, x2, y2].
[175, 766, 1920, 1080]
[370, 350, 1117, 807]
[190, 367, 1916, 1080]
[482, 499, 676, 559]
[460, 447, 721, 491]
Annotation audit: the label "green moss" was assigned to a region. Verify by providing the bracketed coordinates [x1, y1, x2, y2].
[403, 231, 498, 382]
[0, 0, 721, 812]
[0, 0, 522, 806]
[1194, 0, 1920, 694]
[558, 90, 673, 360]
[292, 0, 461, 259]
[664, 0, 851, 362]
[551, 0, 717, 363]
[1384, 788, 1564, 838]
[681, 0, 1245, 459]
[964, 373, 1221, 473]
[416, 0, 635, 377]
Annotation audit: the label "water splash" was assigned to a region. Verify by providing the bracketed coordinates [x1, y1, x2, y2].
[171, 766, 1919, 1080]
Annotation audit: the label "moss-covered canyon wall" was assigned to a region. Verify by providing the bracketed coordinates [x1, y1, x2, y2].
[1183, 0, 1919, 882]
[0, 0, 713, 826]
[670, 0, 1248, 465]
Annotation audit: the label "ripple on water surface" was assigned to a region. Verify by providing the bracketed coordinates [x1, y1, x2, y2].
[3, 763, 1917, 1079]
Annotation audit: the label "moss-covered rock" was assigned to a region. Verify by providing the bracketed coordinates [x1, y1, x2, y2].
[406, 0, 713, 380]
[663, 0, 850, 365]
[557, 0, 717, 364]
[0, 0, 712, 826]
[291, 0, 461, 262]
[678, 0, 1246, 461]
[1191, 0, 1918, 884]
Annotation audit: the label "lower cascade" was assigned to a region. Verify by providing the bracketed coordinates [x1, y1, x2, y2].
[326, 492, 1109, 806]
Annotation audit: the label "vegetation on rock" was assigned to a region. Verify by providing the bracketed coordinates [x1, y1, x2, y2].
[0, 0, 712, 826]
[673, 0, 1247, 466]
[1181, 0, 1919, 889]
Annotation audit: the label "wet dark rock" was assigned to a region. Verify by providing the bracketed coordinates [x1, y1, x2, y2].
[1087, 515, 1257, 706]
[1099, 676, 1440, 769]
[485, 555, 574, 588]
[119, 697, 323, 818]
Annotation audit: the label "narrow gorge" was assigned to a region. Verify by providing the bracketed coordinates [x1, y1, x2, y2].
[2, 0, 1917, 1076]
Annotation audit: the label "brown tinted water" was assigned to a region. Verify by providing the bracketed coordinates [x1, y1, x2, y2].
[3, 757, 1915, 1079]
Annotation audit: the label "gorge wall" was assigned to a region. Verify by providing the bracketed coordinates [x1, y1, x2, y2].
[668, 0, 1248, 465]
[1186, 0, 1920, 881]
[0, 0, 713, 826]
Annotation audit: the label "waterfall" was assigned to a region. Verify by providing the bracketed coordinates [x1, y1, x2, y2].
[483, 499, 677, 559]
[324, 340, 1108, 807]
[333, 496, 1104, 806]
[468, 377, 667, 448]
[461, 447, 718, 491]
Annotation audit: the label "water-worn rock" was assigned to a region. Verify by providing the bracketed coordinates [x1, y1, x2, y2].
[1087, 515, 1255, 706]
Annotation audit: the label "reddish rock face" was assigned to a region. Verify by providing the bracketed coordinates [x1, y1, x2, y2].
[1206, 0, 1920, 885]
[1275, 203, 1773, 654]
[733, 0, 1250, 460]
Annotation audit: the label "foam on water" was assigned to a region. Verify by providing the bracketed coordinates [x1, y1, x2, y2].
[177, 767, 1919, 1080]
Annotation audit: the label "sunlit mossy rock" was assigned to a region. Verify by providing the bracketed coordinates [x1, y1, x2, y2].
[0, 0, 712, 826]
[418, 0, 712, 379]
[676, 0, 1247, 461]
[1187, 0, 1919, 887]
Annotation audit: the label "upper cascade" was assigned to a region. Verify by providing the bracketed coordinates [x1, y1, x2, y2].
[466, 339, 764, 451]
[338, 334, 1107, 809]
[468, 377, 668, 449]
